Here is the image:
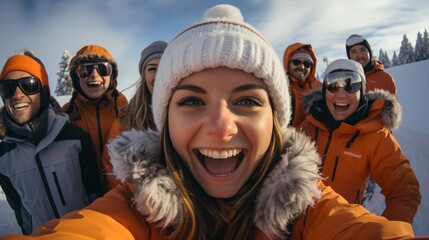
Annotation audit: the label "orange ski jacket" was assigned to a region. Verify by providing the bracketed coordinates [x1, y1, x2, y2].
[62, 89, 127, 193]
[301, 89, 420, 223]
[365, 60, 397, 94]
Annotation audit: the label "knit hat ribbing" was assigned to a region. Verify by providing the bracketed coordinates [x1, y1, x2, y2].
[345, 34, 373, 60]
[153, 4, 290, 130]
[139, 41, 168, 75]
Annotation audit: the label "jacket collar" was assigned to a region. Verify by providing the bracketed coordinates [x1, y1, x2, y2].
[108, 127, 322, 238]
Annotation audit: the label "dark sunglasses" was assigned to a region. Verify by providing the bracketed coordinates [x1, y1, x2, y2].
[0, 76, 42, 99]
[76, 62, 112, 78]
[291, 59, 313, 68]
[326, 81, 362, 93]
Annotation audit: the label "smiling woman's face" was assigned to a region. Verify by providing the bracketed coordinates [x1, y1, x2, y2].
[168, 67, 273, 198]
[325, 86, 360, 121]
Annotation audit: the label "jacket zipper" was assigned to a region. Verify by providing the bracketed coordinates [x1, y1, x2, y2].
[52, 172, 66, 206]
[321, 131, 333, 167]
[35, 153, 60, 218]
[331, 156, 339, 181]
[96, 103, 103, 155]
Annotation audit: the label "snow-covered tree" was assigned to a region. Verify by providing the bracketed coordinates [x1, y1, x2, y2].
[392, 51, 399, 67]
[422, 29, 429, 60]
[55, 50, 72, 96]
[414, 31, 425, 61]
[398, 34, 415, 65]
[378, 49, 391, 68]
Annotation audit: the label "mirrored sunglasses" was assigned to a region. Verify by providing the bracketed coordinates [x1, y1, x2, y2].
[0, 76, 42, 99]
[291, 59, 313, 68]
[326, 81, 362, 94]
[76, 62, 112, 78]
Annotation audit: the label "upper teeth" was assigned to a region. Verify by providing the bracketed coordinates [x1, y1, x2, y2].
[88, 81, 102, 86]
[13, 103, 30, 109]
[199, 149, 242, 159]
[335, 103, 348, 106]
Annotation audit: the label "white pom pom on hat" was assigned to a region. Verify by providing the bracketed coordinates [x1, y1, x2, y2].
[203, 4, 244, 21]
[152, 4, 290, 130]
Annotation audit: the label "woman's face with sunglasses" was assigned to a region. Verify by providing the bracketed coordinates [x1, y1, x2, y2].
[77, 61, 112, 99]
[324, 71, 361, 121]
[1, 71, 41, 125]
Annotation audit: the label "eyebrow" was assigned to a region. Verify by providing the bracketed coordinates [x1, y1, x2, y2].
[172, 83, 268, 94]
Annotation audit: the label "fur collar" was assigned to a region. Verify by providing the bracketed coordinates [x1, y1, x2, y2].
[303, 89, 402, 131]
[108, 127, 322, 238]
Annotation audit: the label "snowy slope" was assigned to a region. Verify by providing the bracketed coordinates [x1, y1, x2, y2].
[363, 59, 429, 236]
[1, 61, 428, 236]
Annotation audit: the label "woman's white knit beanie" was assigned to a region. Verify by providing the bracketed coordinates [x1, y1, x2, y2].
[153, 4, 290, 130]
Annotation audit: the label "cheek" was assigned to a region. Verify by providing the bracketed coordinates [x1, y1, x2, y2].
[146, 76, 155, 93]
[247, 111, 273, 160]
[79, 78, 86, 87]
[325, 92, 335, 104]
[168, 106, 195, 158]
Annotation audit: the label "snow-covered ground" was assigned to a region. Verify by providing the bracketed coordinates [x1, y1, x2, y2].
[1, 60, 428, 236]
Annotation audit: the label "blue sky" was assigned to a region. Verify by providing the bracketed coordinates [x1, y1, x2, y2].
[0, 0, 428, 97]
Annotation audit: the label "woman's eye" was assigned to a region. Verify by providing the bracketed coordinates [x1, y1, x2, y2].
[147, 67, 157, 72]
[236, 97, 263, 106]
[176, 97, 204, 106]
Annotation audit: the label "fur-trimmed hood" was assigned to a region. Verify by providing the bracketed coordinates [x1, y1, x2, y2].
[303, 88, 402, 131]
[108, 127, 323, 238]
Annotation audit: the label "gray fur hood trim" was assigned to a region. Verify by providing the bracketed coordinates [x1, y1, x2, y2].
[303, 88, 402, 131]
[108, 127, 323, 238]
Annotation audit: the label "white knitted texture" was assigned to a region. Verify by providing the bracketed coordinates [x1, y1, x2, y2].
[153, 4, 290, 130]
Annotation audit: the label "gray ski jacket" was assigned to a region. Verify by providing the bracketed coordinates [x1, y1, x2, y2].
[0, 108, 101, 234]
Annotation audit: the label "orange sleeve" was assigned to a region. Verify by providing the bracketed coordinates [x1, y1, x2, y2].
[292, 182, 414, 239]
[370, 130, 420, 223]
[1, 184, 163, 240]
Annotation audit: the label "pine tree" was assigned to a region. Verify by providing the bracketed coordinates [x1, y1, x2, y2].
[398, 34, 415, 65]
[55, 50, 73, 96]
[383, 51, 392, 68]
[422, 29, 429, 60]
[378, 49, 391, 68]
[414, 31, 425, 61]
[392, 51, 399, 66]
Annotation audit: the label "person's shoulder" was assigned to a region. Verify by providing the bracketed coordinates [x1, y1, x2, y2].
[56, 121, 90, 141]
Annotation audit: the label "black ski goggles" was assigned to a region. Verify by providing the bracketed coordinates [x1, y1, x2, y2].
[325, 71, 362, 94]
[76, 62, 112, 78]
[0, 76, 42, 99]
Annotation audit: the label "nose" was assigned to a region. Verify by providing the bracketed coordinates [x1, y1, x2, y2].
[336, 87, 348, 97]
[296, 63, 305, 69]
[89, 67, 99, 77]
[12, 86, 25, 99]
[204, 101, 238, 139]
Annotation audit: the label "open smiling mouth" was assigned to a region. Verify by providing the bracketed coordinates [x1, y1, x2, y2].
[194, 149, 244, 177]
[334, 103, 349, 111]
[88, 81, 103, 88]
[13, 102, 30, 110]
